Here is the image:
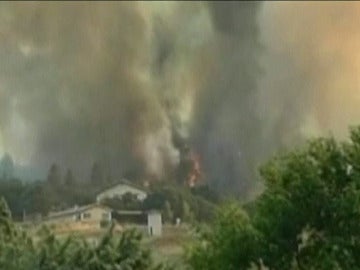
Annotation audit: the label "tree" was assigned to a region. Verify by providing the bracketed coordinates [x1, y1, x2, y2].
[187, 126, 360, 270]
[46, 163, 61, 186]
[182, 200, 194, 223]
[64, 168, 75, 186]
[254, 131, 360, 269]
[0, 178, 26, 220]
[0, 197, 172, 270]
[191, 184, 221, 204]
[186, 202, 262, 270]
[0, 153, 14, 180]
[143, 185, 215, 222]
[90, 162, 104, 186]
[163, 200, 174, 224]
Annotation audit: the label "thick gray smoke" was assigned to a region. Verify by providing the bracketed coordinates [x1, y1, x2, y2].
[0, 2, 213, 180]
[1, 2, 360, 195]
[191, 2, 264, 195]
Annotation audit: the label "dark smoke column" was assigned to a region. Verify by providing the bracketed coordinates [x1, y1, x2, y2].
[191, 1, 263, 196]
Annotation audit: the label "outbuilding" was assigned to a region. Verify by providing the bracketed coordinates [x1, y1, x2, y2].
[147, 210, 162, 237]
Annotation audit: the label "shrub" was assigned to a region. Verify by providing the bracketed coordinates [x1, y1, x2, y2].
[0, 198, 171, 270]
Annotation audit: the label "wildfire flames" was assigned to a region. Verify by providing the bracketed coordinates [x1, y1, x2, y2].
[187, 152, 203, 187]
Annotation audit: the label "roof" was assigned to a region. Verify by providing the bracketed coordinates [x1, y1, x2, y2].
[97, 179, 147, 196]
[114, 210, 144, 215]
[146, 209, 161, 215]
[45, 203, 110, 220]
[112, 210, 162, 217]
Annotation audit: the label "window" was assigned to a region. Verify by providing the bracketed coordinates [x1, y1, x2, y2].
[83, 212, 91, 219]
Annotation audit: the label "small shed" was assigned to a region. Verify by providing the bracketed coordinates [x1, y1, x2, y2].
[147, 210, 162, 237]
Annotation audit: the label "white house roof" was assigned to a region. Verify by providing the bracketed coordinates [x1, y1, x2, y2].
[99, 179, 146, 192]
[98, 184, 146, 194]
[96, 180, 147, 201]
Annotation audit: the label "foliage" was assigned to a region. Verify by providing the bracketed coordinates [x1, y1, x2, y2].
[0, 153, 14, 180]
[0, 158, 217, 224]
[143, 185, 215, 223]
[187, 126, 360, 270]
[90, 162, 105, 187]
[47, 164, 62, 186]
[0, 198, 171, 270]
[162, 201, 174, 224]
[186, 201, 262, 270]
[190, 185, 221, 204]
[0, 161, 104, 219]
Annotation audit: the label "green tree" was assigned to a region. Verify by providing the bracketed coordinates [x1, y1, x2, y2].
[90, 162, 104, 187]
[143, 185, 215, 222]
[255, 132, 360, 269]
[163, 200, 174, 224]
[64, 169, 75, 186]
[182, 200, 194, 223]
[0, 197, 172, 270]
[0, 153, 14, 180]
[186, 202, 262, 270]
[187, 126, 360, 270]
[46, 163, 61, 186]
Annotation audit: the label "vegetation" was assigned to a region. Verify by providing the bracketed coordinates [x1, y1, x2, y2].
[142, 184, 216, 224]
[0, 197, 171, 270]
[0, 157, 218, 224]
[5, 127, 360, 269]
[187, 126, 360, 269]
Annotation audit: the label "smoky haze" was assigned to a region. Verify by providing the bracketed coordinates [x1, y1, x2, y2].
[0, 1, 212, 181]
[1, 1, 360, 195]
[259, 2, 360, 142]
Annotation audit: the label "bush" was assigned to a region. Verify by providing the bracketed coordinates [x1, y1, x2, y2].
[143, 185, 215, 223]
[99, 219, 111, 229]
[0, 198, 171, 270]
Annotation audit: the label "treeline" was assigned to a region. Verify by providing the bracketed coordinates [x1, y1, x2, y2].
[103, 184, 219, 224]
[0, 162, 107, 220]
[0, 161, 220, 223]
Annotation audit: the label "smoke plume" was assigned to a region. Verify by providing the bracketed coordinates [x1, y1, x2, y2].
[0, 2, 212, 180]
[1, 2, 360, 195]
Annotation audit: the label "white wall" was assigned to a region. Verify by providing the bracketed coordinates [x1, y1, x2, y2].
[147, 212, 162, 236]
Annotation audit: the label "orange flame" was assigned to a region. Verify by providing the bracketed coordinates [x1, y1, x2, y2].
[187, 152, 202, 187]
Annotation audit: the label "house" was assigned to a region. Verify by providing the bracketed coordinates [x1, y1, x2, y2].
[96, 180, 147, 202]
[43, 203, 112, 229]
